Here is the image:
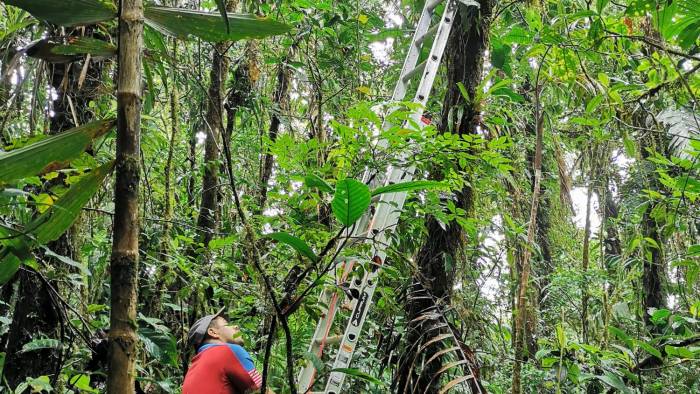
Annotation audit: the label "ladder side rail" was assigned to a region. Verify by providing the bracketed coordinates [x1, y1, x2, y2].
[298, 258, 358, 392]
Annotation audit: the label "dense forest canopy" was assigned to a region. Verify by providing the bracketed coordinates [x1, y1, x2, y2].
[0, 0, 699, 393]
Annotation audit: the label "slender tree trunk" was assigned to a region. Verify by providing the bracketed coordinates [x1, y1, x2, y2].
[256, 52, 293, 213]
[512, 54, 547, 394]
[161, 41, 178, 261]
[108, 1, 143, 392]
[581, 175, 593, 343]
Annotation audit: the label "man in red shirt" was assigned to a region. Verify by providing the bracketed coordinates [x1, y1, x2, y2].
[183, 308, 267, 394]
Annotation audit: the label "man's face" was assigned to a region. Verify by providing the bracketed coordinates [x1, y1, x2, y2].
[208, 317, 245, 345]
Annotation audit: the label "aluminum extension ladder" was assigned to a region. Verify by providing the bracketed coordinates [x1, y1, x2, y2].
[298, 1, 479, 392]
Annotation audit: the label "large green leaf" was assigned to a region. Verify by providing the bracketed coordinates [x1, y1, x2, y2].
[20, 338, 62, 353]
[0, 119, 115, 184]
[31, 161, 114, 244]
[332, 178, 371, 226]
[597, 373, 632, 393]
[143, 7, 290, 42]
[139, 327, 178, 366]
[3, 0, 117, 26]
[51, 37, 116, 57]
[265, 232, 319, 262]
[371, 180, 447, 197]
[0, 162, 114, 284]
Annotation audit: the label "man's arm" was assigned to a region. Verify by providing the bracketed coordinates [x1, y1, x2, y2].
[227, 344, 269, 393]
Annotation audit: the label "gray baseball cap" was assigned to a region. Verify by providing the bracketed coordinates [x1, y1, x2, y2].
[188, 307, 226, 350]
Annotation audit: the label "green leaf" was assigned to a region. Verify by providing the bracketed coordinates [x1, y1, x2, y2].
[330, 368, 384, 386]
[556, 323, 566, 348]
[596, 0, 610, 13]
[502, 25, 531, 45]
[304, 174, 334, 193]
[332, 178, 371, 226]
[42, 246, 91, 276]
[597, 373, 632, 393]
[3, 0, 116, 26]
[51, 37, 116, 57]
[20, 338, 61, 353]
[0, 252, 22, 286]
[0, 119, 115, 184]
[265, 232, 318, 262]
[609, 326, 633, 348]
[636, 340, 662, 359]
[30, 161, 115, 244]
[144, 7, 290, 42]
[650, 308, 671, 324]
[138, 327, 178, 366]
[456, 82, 470, 101]
[371, 180, 446, 197]
[689, 244, 700, 256]
[665, 345, 695, 359]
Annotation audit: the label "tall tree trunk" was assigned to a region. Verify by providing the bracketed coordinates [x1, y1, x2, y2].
[511, 53, 547, 394]
[256, 50, 293, 213]
[581, 173, 593, 343]
[196, 42, 227, 248]
[108, 1, 143, 392]
[398, 2, 492, 392]
[636, 16, 667, 327]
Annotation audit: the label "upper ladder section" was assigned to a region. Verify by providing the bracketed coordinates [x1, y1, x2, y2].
[298, 1, 480, 393]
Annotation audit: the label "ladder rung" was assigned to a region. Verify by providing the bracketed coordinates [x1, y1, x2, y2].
[402, 60, 427, 83]
[416, 23, 440, 47]
[314, 335, 343, 345]
[426, 0, 444, 13]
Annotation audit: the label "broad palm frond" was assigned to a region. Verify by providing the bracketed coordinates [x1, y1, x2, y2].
[657, 108, 700, 159]
[392, 282, 484, 394]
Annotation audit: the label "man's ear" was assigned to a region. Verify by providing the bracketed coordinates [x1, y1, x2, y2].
[207, 326, 220, 339]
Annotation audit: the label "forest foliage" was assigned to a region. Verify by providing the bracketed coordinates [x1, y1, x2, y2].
[0, 0, 699, 393]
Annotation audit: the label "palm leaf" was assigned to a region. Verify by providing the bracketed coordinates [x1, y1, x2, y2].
[0, 161, 114, 284]
[3, 0, 117, 26]
[143, 7, 290, 42]
[0, 119, 115, 184]
[394, 283, 483, 393]
[51, 37, 116, 57]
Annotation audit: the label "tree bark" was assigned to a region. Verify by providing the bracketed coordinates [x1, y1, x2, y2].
[108, 1, 143, 392]
[196, 42, 228, 248]
[256, 51, 293, 213]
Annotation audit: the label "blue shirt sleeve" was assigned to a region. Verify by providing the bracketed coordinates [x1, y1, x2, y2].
[226, 343, 255, 371]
